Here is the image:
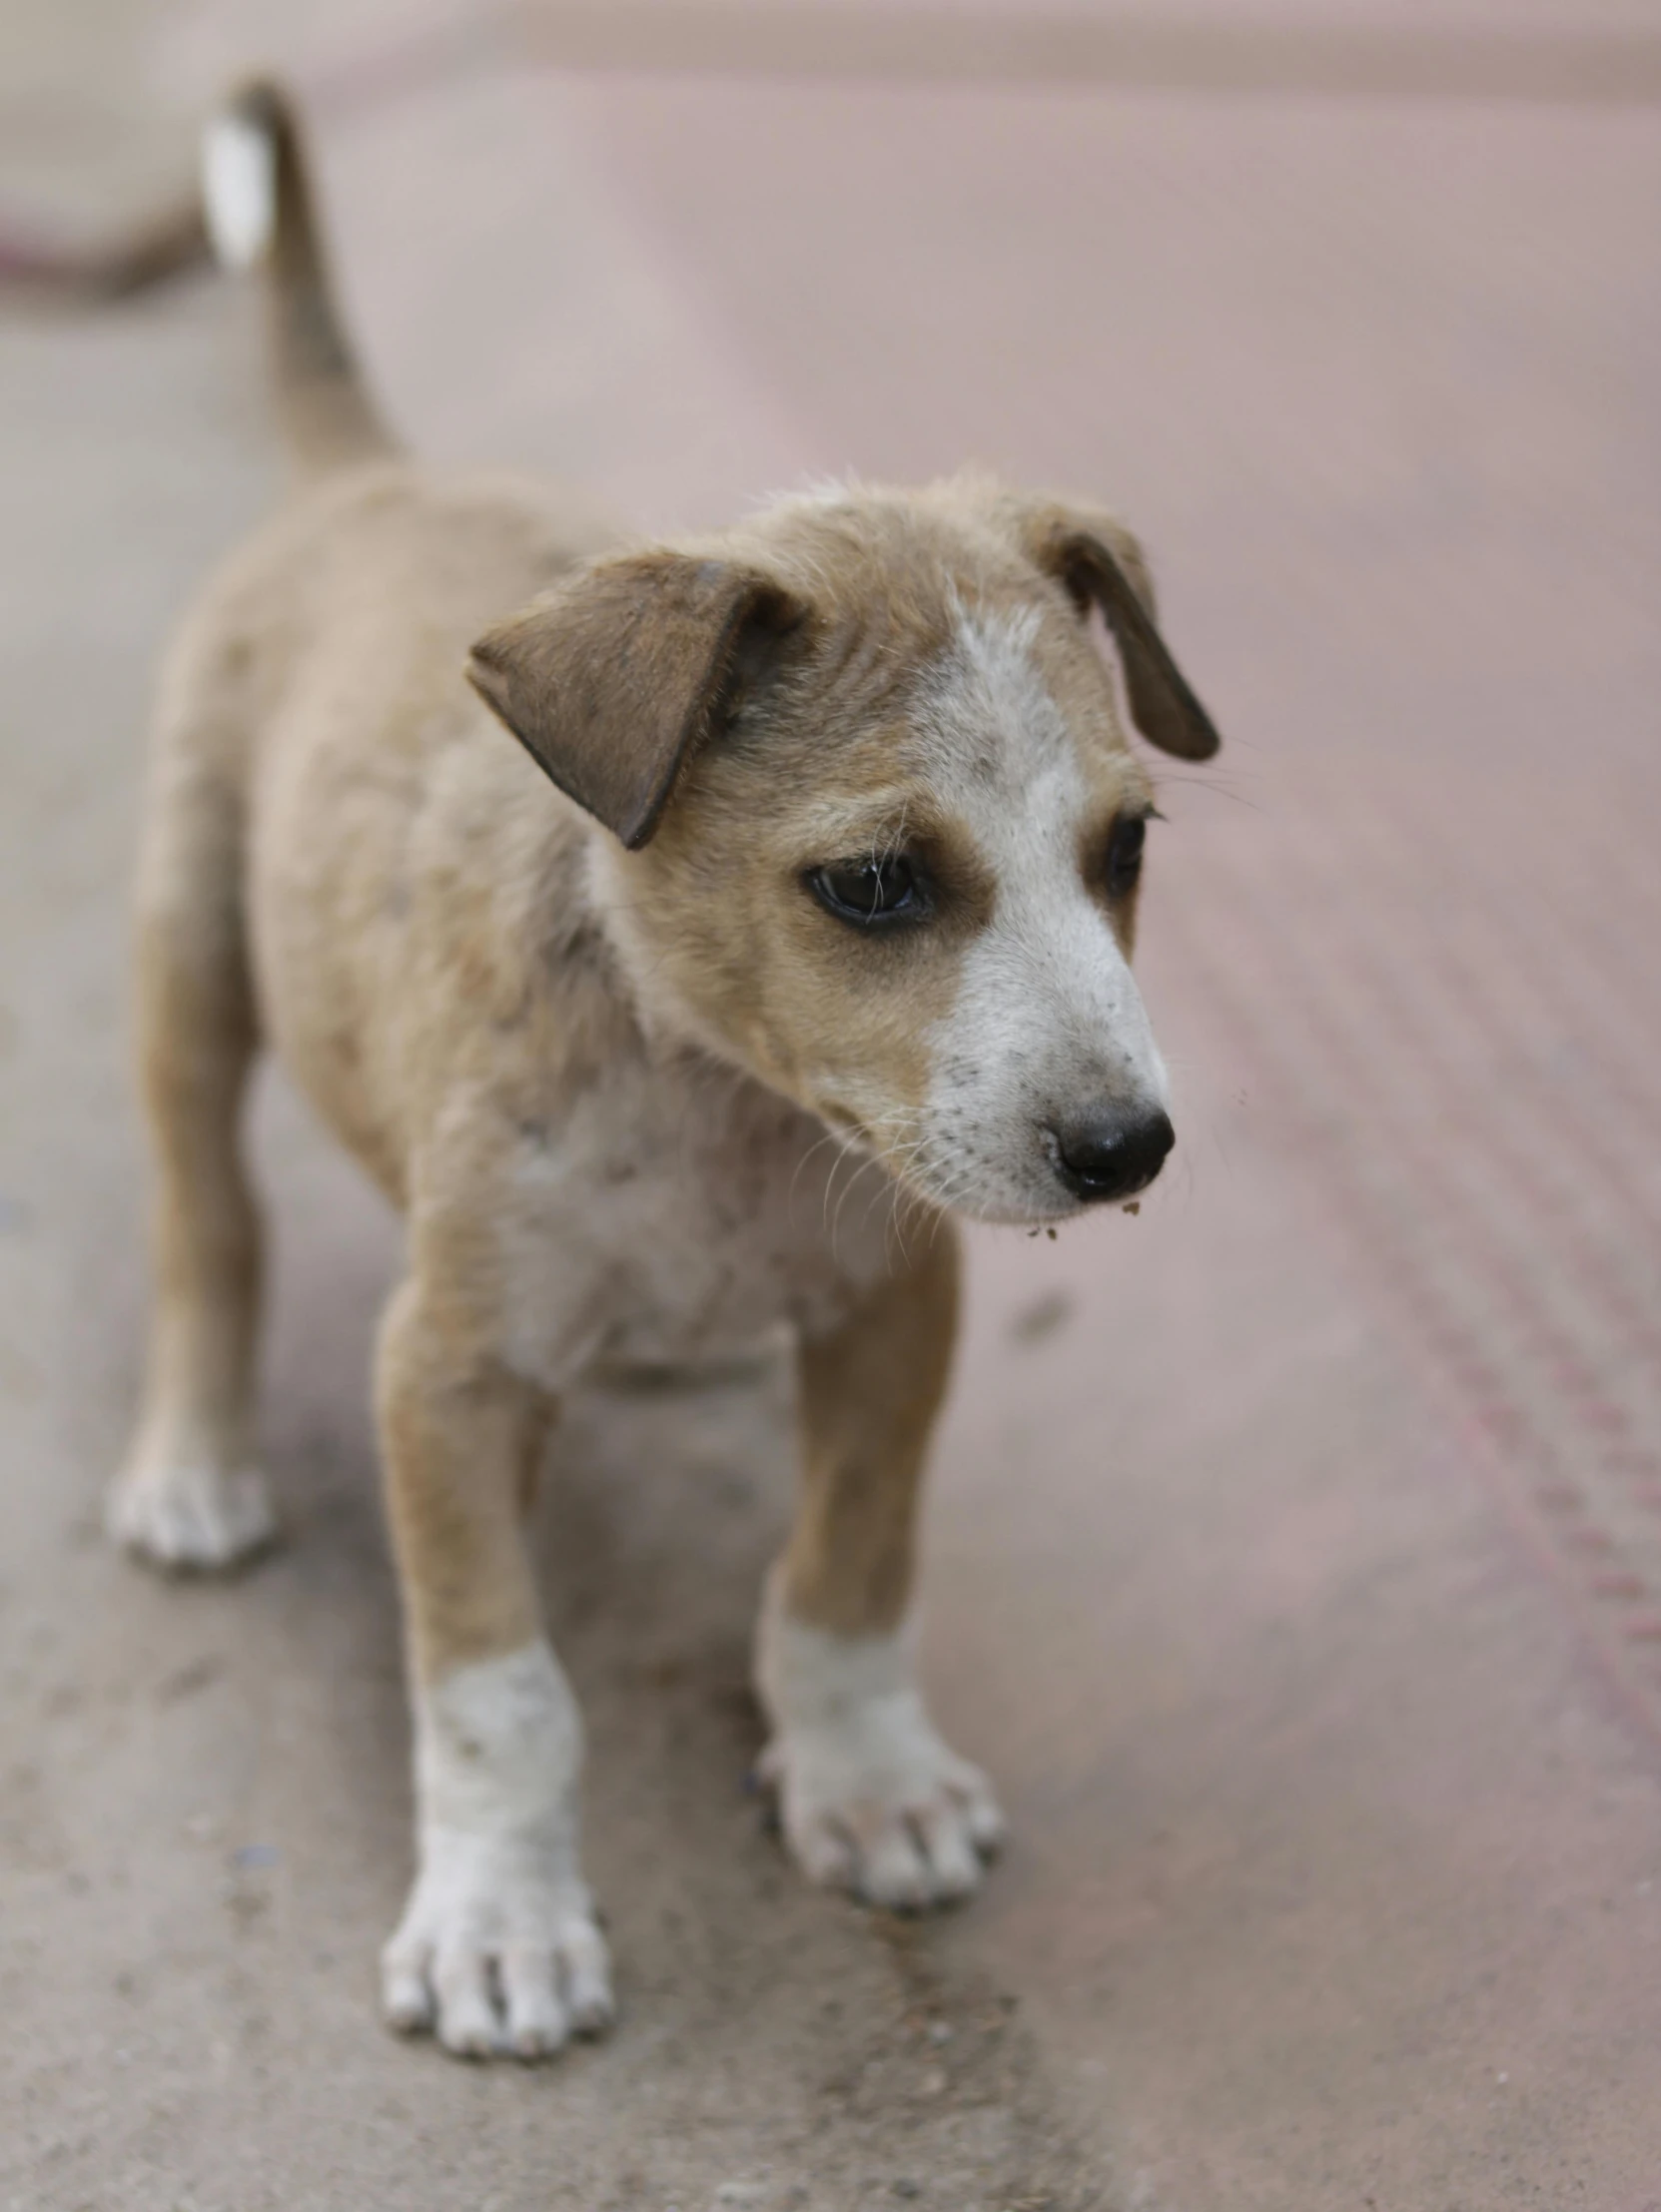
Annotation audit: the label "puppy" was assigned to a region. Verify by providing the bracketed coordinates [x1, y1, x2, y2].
[109, 82, 1221, 2060]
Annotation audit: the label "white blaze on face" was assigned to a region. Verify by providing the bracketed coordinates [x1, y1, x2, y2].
[913, 604, 1171, 1222]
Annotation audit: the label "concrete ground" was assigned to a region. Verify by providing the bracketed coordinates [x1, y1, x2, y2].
[3, 2, 1660, 2206]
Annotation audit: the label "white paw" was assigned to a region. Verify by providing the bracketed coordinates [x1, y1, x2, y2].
[756, 1597, 1006, 1911]
[382, 1831, 613, 2060]
[759, 1691, 1005, 1911]
[107, 1455, 276, 1570]
[388, 1644, 611, 2061]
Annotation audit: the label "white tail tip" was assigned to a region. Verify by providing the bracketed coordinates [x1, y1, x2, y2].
[202, 111, 275, 271]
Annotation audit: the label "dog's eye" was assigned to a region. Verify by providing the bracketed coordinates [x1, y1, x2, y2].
[808, 854, 925, 927]
[1103, 814, 1147, 894]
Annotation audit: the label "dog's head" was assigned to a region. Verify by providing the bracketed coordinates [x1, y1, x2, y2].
[467, 475, 1219, 1225]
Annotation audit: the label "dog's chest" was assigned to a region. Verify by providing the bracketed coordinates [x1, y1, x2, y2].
[491, 1070, 894, 1386]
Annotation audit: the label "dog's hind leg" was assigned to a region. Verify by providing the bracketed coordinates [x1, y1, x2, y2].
[756, 1220, 1006, 1910]
[109, 712, 273, 1570]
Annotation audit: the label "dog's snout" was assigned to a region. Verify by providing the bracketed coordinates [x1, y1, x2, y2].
[1050, 1106, 1175, 1204]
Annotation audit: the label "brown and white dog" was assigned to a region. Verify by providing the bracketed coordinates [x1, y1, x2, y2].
[109, 83, 1221, 2060]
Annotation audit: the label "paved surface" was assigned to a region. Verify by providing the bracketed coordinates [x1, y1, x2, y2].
[3, 2, 1660, 2206]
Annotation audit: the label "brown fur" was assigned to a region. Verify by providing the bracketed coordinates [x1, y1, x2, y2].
[469, 549, 804, 849]
[785, 1224, 961, 1636]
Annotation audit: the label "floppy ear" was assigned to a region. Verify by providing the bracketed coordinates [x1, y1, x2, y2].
[467, 551, 804, 849]
[1020, 504, 1221, 761]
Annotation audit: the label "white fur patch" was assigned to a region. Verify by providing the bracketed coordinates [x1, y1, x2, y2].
[106, 1432, 275, 1569]
[482, 1027, 899, 1394]
[910, 605, 1171, 1221]
[201, 111, 276, 271]
[755, 1577, 1004, 1908]
[382, 1642, 612, 2059]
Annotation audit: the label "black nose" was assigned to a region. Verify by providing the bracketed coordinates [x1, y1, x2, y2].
[1051, 1107, 1175, 1203]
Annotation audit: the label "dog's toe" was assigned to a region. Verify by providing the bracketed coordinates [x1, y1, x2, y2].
[497, 1942, 572, 2058]
[556, 1915, 616, 2037]
[432, 1947, 502, 2058]
[791, 1811, 860, 1892]
[910, 1796, 984, 1899]
[381, 1947, 435, 2036]
[851, 1812, 936, 1911]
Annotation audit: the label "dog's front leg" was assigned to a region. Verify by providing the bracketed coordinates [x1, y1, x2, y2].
[757, 1224, 1005, 1909]
[374, 1277, 611, 2059]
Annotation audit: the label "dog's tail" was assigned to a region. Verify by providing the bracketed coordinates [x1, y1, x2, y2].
[0, 197, 211, 303]
[201, 79, 396, 474]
